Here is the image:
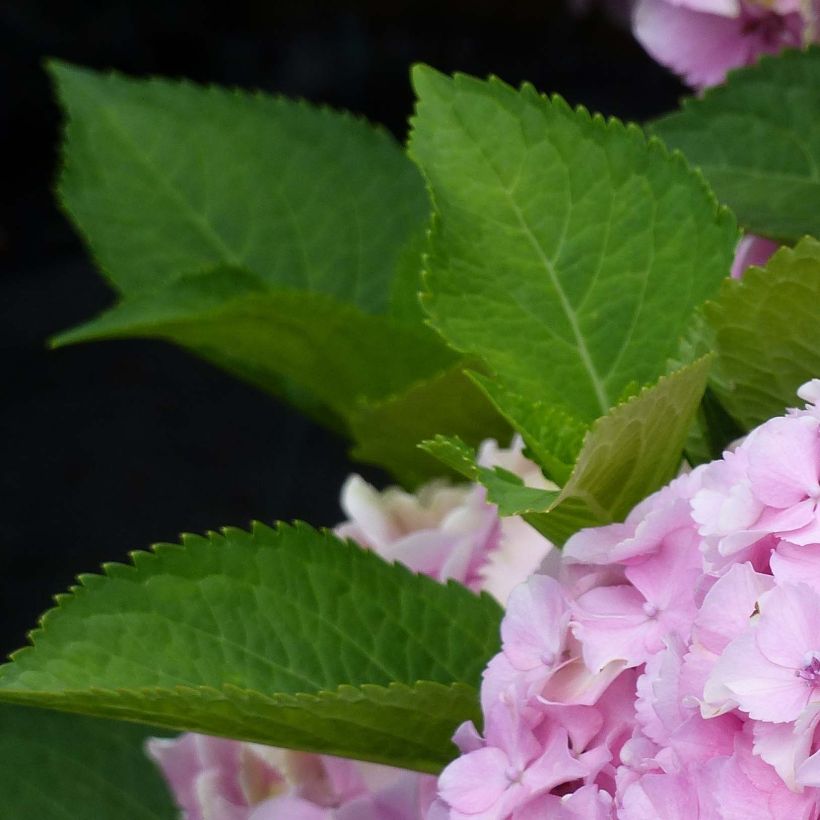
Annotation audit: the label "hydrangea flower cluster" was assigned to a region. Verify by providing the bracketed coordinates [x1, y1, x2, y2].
[432, 381, 820, 818]
[149, 439, 554, 819]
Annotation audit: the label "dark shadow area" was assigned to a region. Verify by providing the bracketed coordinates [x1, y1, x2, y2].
[0, 0, 683, 655]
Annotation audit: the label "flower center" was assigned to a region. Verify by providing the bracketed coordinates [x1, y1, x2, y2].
[505, 765, 523, 784]
[796, 651, 820, 685]
[642, 601, 659, 619]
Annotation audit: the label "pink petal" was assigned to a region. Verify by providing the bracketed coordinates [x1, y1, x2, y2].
[756, 582, 820, 668]
[693, 562, 774, 654]
[707, 630, 809, 721]
[633, 0, 761, 88]
[501, 575, 569, 671]
[437, 747, 511, 814]
[731, 235, 779, 279]
[747, 416, 820, 508]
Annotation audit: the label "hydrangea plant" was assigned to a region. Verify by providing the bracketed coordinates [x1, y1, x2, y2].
[7, 14, 820, 820]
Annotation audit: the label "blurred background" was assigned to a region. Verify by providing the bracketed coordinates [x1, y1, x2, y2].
[0, 0, 682, 655]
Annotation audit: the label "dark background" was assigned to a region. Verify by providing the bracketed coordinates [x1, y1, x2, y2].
[0, 1, 683, 656]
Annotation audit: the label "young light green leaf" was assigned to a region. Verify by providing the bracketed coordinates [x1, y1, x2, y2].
[349, 365, 511, 486]
[0, 704, 175, 819]
[0, 523, 501, 773]
[651, 47, 820, 243]
[50, 60, 427, 309]
[425, 358, 712, 544]
[409, 66, 736, 422]
[419, 435, 558, 528]
[542, 356, 714, 543]
[469, 374, 586, 485]
[52, 266, 456, 424]
[703, 237, 820, 429]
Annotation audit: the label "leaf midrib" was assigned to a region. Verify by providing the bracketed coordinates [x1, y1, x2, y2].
[447, 95, 611, 415]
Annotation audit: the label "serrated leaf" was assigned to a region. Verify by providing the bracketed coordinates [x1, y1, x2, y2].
[469, 373, 586, 485]
[651, 48, 820, 243]
[409, 66, 736, 422]
[541, 356, 713, 543]
[420, 435, 558, 523]
[349, 365, 511, 486]
[52, 266, 456, 424]
[50, 60, 427, 308]
[0, 523, 501, 773]
[426, 358, 712, 543]
[703, 237, 820, 428]
[0, 704, 175, 819]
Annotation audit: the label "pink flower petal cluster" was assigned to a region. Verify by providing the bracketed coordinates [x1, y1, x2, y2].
[632, 0, 816, 90]
[146, 735, 437, 820]
[434, 381, 820, 818]
[149, 439, 554, 820]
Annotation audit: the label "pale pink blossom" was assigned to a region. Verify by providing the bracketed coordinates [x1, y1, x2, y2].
[148, 737, 436, 820]
[337, 436, 554, 604]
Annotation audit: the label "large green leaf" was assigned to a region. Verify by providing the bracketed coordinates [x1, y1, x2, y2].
[52, 266, 456, 423]
[423, 358, 712, 544]
[652, 48, 820, 243]
[409, 66, 736, 422]
[0, 704, 175, 819]
[0, 523, 501, 773]
[50, 60, 427, 308]
[49, 61, 507, 476]
[703, 237, 820, 429]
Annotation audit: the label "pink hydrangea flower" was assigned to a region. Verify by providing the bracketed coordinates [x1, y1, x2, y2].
[150, 438, 554, 820]
[633, 0, 813, 90]
[434, 381, 820, 818]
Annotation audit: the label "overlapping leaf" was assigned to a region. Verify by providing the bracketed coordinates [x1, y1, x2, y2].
[652, 47, 820, 242]
[0, 523, 501, 772]
[50, 61, 506, 475]
[0, 704, 175, 819]
[703, 237, 820, 428]
[52, 266, 455, 424]
[349, 365, 512, 485]
[424, 358, 713, 544]
[410, 66, 736, 422]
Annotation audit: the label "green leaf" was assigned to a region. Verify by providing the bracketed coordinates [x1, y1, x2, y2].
[419, 435, 558, 526]
[0, 523, 501, 773]
[651, 47, 820, 242]
[703, 237, 820, 429]
[409, 66, 736, 422]
[52, 266, 456, 424]
[0, 704, 175, 819]
[50, 60, 427, 309]
[49, 61, 512, 476]
[349, 365, 512, 486]
[469, 374, 586, 485]
[541, 356, 713, 543]
[425, 358, 712, 544]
